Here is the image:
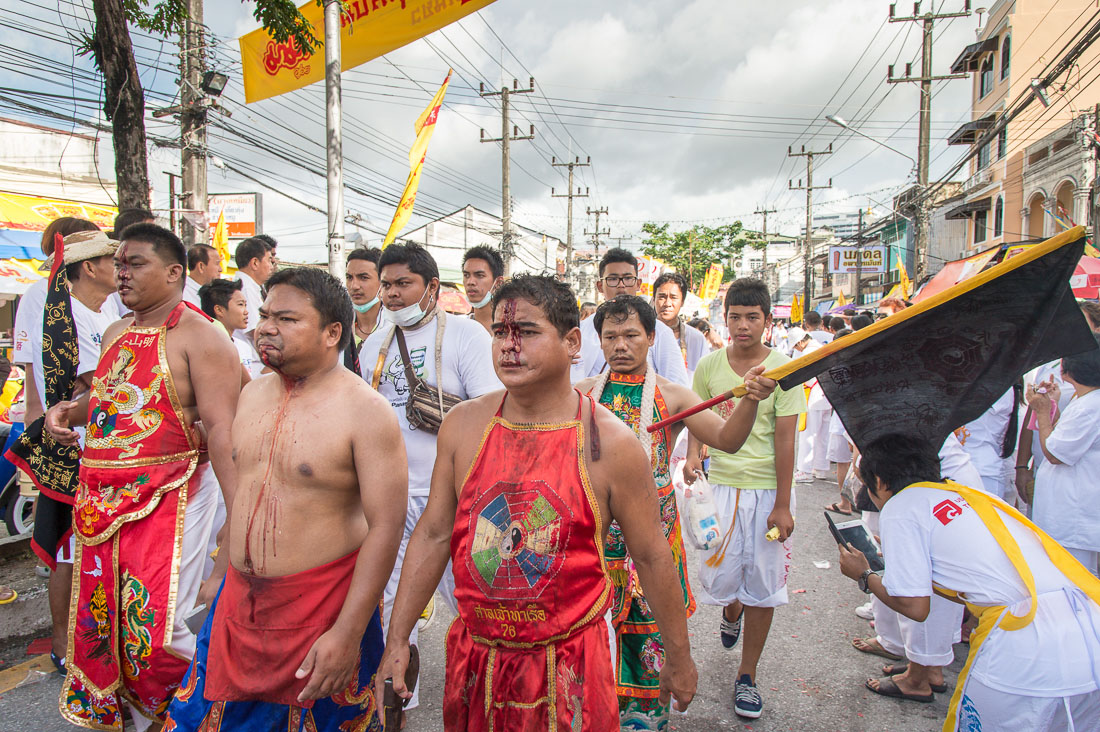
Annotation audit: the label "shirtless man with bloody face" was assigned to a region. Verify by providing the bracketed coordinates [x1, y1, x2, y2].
[376, 275, 698, 732]
[166, 267, 407, 731]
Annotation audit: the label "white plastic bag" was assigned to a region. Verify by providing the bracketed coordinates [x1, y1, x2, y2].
[681, 469, 722, 550]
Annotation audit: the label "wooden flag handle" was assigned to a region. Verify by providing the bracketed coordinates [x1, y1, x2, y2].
[648, 388, 741, 432]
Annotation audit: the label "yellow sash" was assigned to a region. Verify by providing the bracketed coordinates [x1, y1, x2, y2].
[910, 481, 1100, 732]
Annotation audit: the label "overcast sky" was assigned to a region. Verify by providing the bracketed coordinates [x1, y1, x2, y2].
[1, 0, 984, 261]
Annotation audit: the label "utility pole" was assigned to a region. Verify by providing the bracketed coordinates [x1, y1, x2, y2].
[551, 156, 590, 286]
[480, 78, 535, 276]
[788, 144, 832, 309]
[854, 207, 865, 304]
[323, 0, 346, 279]
[584, 206, 609, 259]
[887, 1, 971, 281]
[180, 0, 206, 247]
[754, 206, 777, 295]
[166, 172, 180, 235]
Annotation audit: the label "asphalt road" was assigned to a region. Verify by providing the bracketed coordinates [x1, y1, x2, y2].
[0, 477, 964, 731]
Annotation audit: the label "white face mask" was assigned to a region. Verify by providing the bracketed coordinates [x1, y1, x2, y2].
[353, 295, 379, 314]
[469, 290, 494, 309]
[382, 288, 433, 328]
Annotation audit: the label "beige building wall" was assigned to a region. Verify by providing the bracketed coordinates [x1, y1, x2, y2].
[951, 0, 1100, 251]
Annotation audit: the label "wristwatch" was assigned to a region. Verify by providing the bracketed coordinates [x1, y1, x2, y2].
[858, 568, 878, 594]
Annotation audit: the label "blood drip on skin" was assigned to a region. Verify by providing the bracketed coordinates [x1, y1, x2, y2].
[242, 366, 300, 581]
[500, 299, 522, 367]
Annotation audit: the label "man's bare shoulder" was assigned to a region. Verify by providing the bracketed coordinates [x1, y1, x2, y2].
[330, 367, 392, 414]
[102, 318, 132, 349]
[444, 389, 505, 427]
[654, 375, 696, 412]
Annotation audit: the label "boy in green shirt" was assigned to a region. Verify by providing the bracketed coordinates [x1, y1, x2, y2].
[684, 278, 806, 719]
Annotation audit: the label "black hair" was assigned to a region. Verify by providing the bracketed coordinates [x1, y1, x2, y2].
[1000, 382, 1023, 459]
[253, 233, 278, 251]
[851, 314, 873, 330]
[1062, 334, 1100, 387]
[834, 327, 853, 338]
[688, 317, 712, 335]
[860, 309, 875, 318]
[858, 433, 942, 496]
[187, 244, 218, 271]
[492, 274, 579, 337]
[593, 295, 657, 336]
[120, 223, 186, 267]
[829, 315, 845, 330]
[463, 245, 504, 280]
[266, 267, 354, 351]
[1080, 300, 1100, 331]
[804, 310, 822, 327]
[378, 241, 439, 285]
[347, 247, 382, 267]
[198, 277, 243, 319]
[41, 217, 98, 256]
[723, 277, 771, 316]
[112, 208, 154, 236]
[842, 308, 857, 317]
[235, 237, 270, 270]
[64, 256, 107, 283]
[581, 301, 598, 310]
[653, 272, 688, 299]
[599, 247, 638, 277]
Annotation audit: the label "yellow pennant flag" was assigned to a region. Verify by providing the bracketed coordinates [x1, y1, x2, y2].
[790, 293, 802, 323]
[212, 208, 232, 269]
[837, 289, 848, 307]
[383, 71, 452, 248]
[897, 255, 912, 299]
[239, 0, 497, 103]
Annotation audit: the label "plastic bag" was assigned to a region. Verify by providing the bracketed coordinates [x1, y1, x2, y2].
[681, 468, 722, 550]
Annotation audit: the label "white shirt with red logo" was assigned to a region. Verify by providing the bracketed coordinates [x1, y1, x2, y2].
[1033, 389, 1100, 552]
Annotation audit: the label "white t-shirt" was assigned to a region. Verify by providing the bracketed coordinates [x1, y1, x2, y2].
[938, 432, 984, 491]
[1027, 360, 1075, 469]
[13, 278, 48, 366]
[677, 321, 710, 374]
[105, 291, 127, 318]
[233, 271, 265, 338]
[183, 276, 202, 309]
[880, 484, 1100, 695]
[232, 333, 263, 379]
[954, 388, 1015, 495]
[574, 317, 689, 385]
[359, 311, 502, 496]
[809, 329, 833, 345]
[1033, 389, 1100, 551]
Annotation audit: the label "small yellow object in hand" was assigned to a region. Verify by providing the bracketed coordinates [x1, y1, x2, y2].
[765, 526, 781, 542]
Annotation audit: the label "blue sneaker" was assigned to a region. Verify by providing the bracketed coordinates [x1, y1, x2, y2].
[734, 674, 763, 718]
[720, 607, 744, 649]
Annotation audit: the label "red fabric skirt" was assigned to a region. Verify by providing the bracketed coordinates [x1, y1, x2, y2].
[205, 550, 358, 709]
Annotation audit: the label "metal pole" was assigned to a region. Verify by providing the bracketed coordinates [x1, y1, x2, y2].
[324, 0, 345, 279]
[565, 163, 574, 281]
[916, 14, 933, 281]
[501, 86, 512, 276]
[855, 207, 864, 304]
[180, 0, 206, 246]
[167, 172, 177, 235]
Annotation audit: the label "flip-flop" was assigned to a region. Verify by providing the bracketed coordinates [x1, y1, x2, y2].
[865, 676, 934, 703]
[825, 502, 853, 515]
[882, 663, 947, 693]
[852, 637, 903, 661]
[0, 587, 16, 605]
[50, 652, 66, 675]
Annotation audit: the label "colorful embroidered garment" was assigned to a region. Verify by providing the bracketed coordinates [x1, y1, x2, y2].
[593, 372, 695, 731]
[444, 392, 617, 732]
[61, 302, 201, 730]
[164, 551, 384, 732]
[7, 233, 81, 568]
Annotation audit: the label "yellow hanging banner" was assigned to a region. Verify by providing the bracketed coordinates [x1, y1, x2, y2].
[239, 0, 498, 104]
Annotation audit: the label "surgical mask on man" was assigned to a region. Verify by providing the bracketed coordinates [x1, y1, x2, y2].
[469, 290, 494, 309]
[382, 288, 433, 328]
[353, 296, 379, 314]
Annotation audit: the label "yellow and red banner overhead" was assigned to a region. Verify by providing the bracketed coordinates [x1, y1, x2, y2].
[240, 0, 497, 103]
[0, 191, 115, 233]
[697, 263, 723, 302]
[212, 209, 232, 269]
[383, 70, 452, 247]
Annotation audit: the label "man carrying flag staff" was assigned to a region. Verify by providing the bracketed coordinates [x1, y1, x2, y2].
[576, 295, 776, 730]
[683, 278, 805, 719]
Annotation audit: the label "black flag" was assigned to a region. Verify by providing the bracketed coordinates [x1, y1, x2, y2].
[771, 226, 1096, 453]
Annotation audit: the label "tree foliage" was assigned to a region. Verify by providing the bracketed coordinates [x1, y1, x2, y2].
[640, 222, 765, 290]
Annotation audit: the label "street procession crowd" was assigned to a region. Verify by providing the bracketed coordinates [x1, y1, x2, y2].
[3, 209, 1100, 732]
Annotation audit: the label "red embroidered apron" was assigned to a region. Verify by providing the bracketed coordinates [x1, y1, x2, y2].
[62, 302, 203, 730]
[443, 392, 617, 732]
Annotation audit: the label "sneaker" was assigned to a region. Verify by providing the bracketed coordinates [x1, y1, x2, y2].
[734, 674, 763, 718]
[855, 601, 874, 620]
[417, 594, 436, 631]
[794, 471, 814, 483]
[720, 607, 744, 649]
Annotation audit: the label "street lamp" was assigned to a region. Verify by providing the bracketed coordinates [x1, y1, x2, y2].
[825, 115, 918, 175]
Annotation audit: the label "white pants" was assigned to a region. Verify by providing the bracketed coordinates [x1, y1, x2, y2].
[874, 594, 962, 667]
[197, 463, 226, 581]
[1065, 546, 1100, 578]
[382, 494, 457, 710]
[797, 409, 830, 474]
[130, 471, 219, 732]
[697, 486, 792, 608]
[952, 677, 1100, 731]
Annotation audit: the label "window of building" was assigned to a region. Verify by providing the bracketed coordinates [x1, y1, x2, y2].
[994, 197, 1004, 237]
[975, 210, 988, 244]
[980, 56, 994, 98]
[978, 141, 991, 169]
[998, 126, 1008, 159]
[1001, 36, 1011, 80]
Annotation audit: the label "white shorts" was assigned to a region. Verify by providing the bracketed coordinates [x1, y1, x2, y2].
[197, 463, 226, 581]
[952, 677, 1100, 732]
[168, 470, 220, 659]
[697, 486, 792, 608]
[874, 594, 962, 667]
[826, 433, 852, 464]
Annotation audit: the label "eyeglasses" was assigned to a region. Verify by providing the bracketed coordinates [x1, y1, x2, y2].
[601, 275, 638, 287]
